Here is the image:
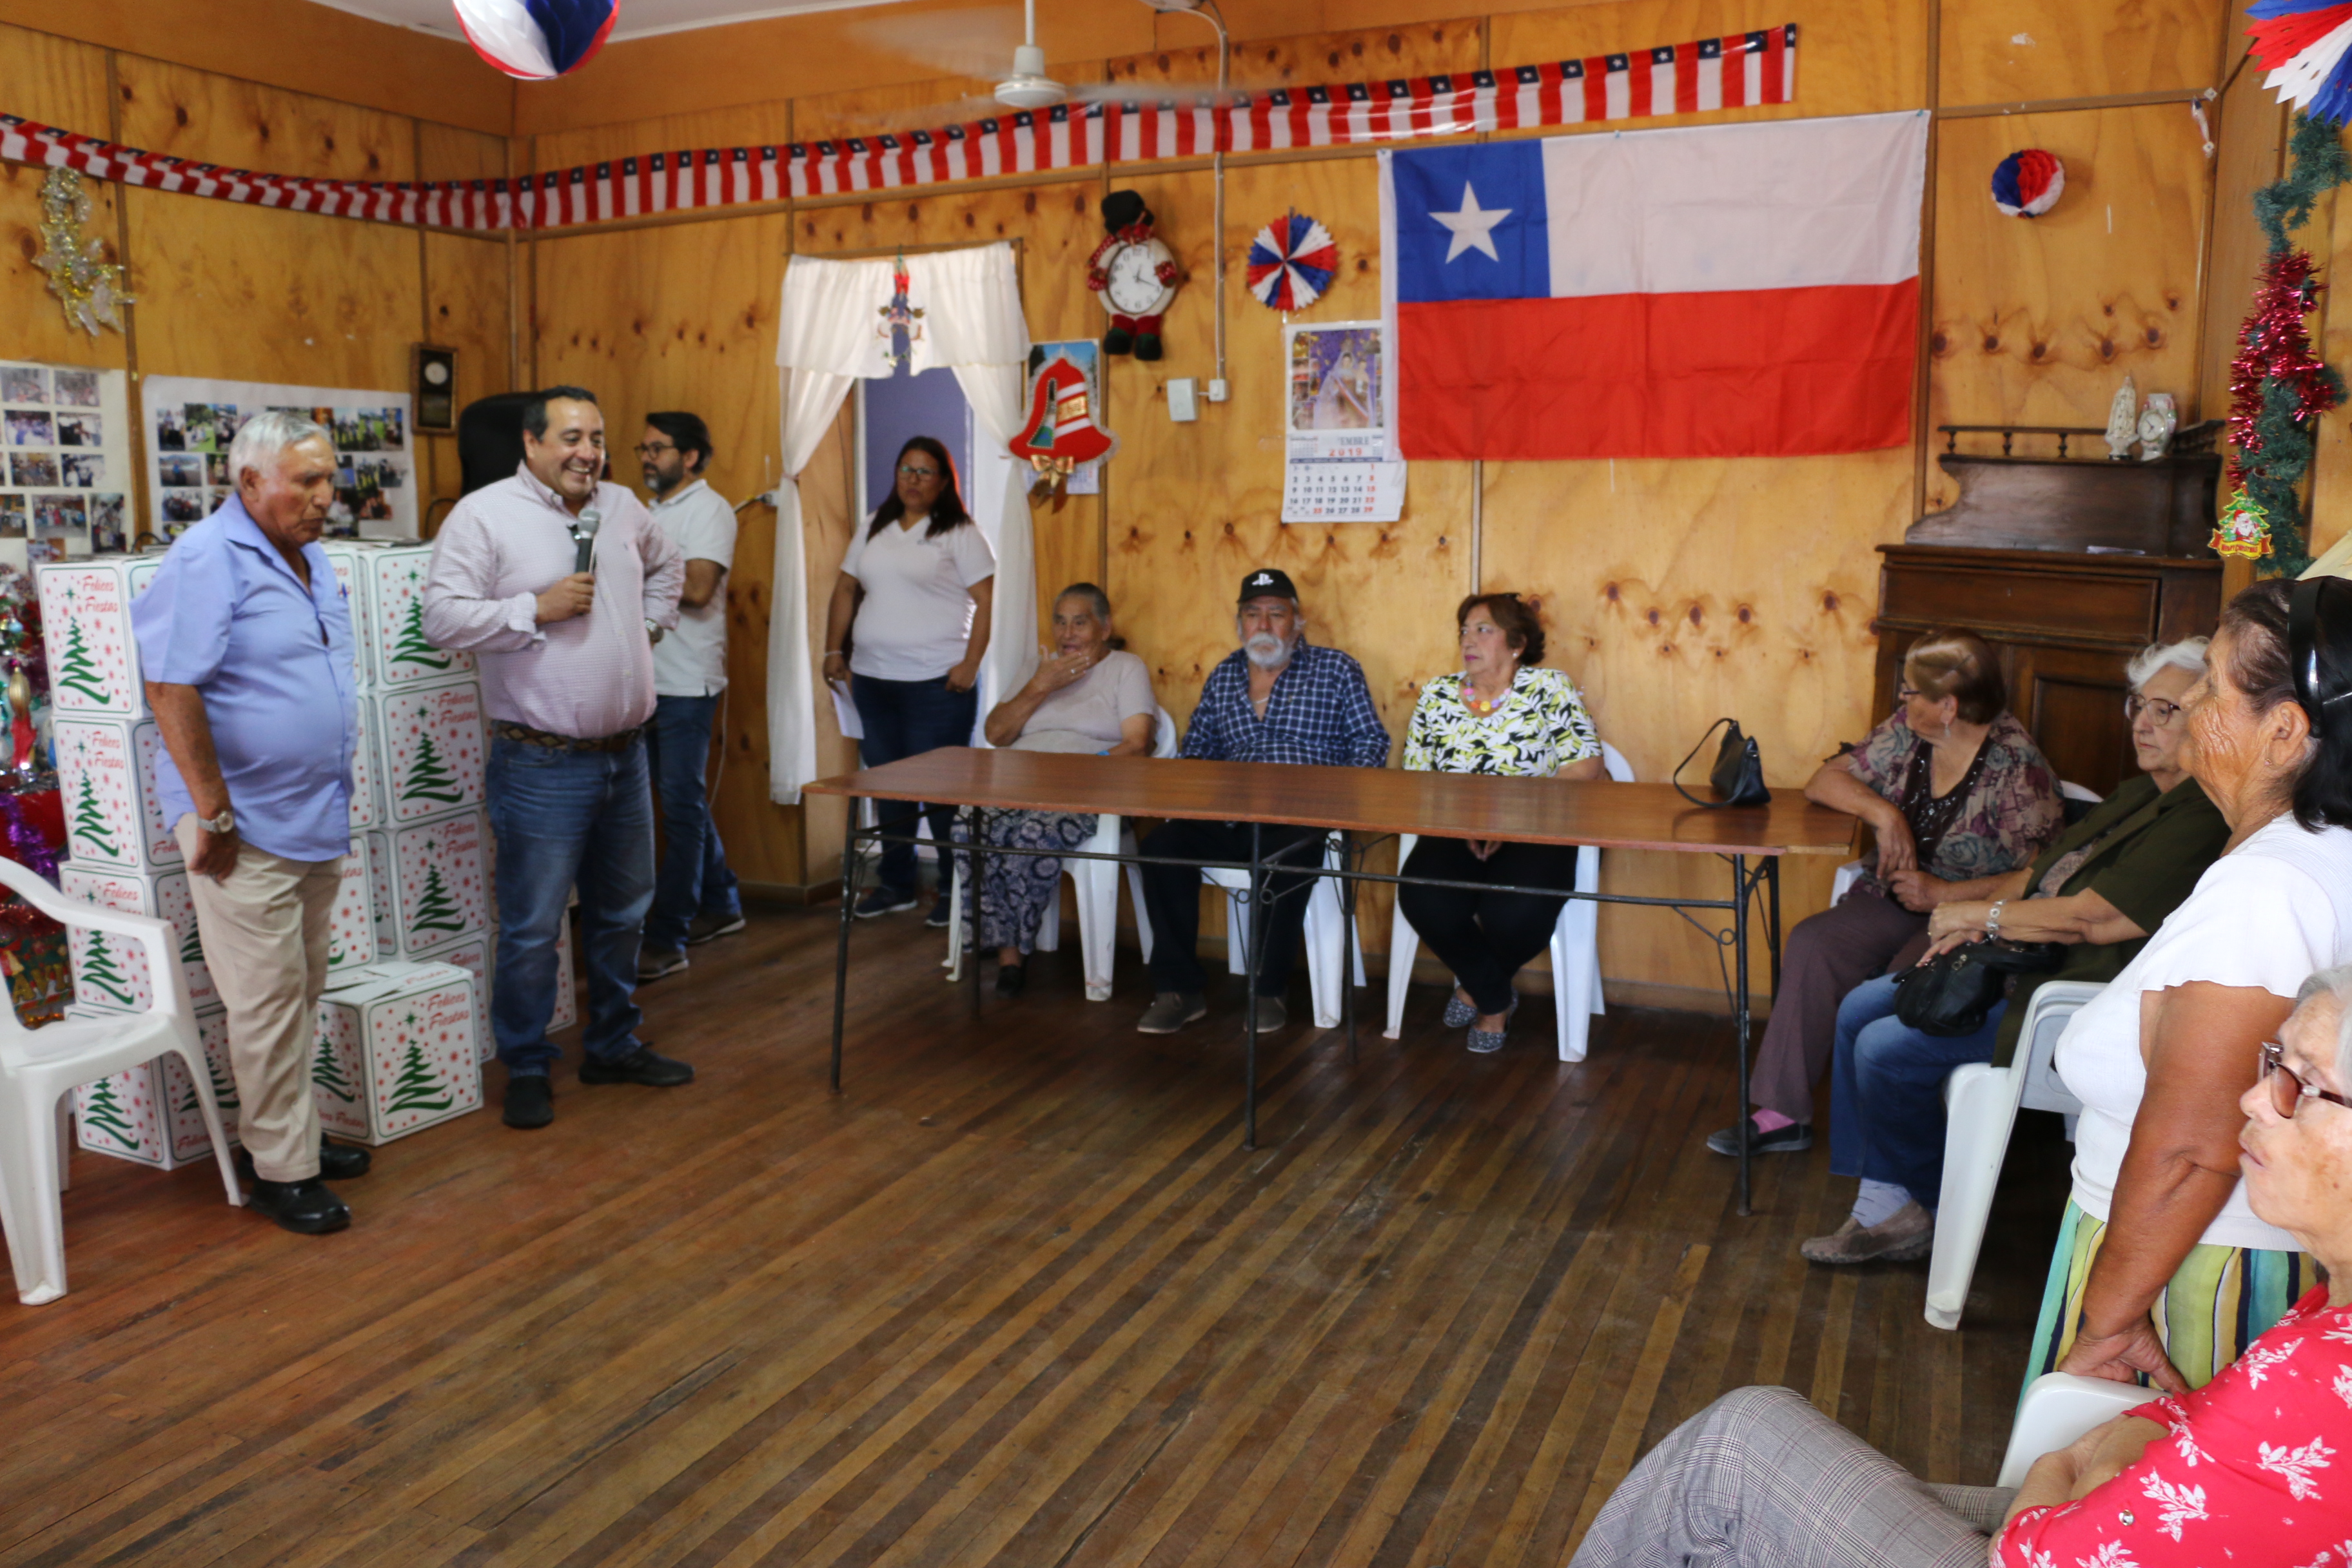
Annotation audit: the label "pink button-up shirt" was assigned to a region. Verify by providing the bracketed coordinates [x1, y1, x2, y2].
[422, 464, 684, 740]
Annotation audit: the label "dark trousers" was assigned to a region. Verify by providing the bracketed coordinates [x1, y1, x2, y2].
[644, 693, 741, 950]
[1139, 819, 1321, 997]
[850, 672, 979, 897]
[1396, 837, 1579, 1015]
[1828, 973, 2008, 1205]
[1750, 888, 1929, 1122]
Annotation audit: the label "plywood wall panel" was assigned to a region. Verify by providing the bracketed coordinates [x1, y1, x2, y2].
[416, 123, 510, 184]
[1106, 20, 1480, 93]
[113, 57, 416, 182]
[0, 24, 126, 374]
[533, 104, 798, 182]
[421, 232, 513, 520]
[1937, 0, 2225, 108]
[1924, 105, 2211, 511]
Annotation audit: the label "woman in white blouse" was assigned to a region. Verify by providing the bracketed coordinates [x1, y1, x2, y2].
[821, 436, 996, 925]
[1398, 593, 1605, 1053]
[2032, 577, 2352, 1393]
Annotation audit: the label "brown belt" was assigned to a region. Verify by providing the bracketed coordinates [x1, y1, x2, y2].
[493, 720, 644, 753]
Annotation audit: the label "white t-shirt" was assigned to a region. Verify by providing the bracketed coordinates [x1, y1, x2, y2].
[841, 514, 995, 682]
[647, 479, 736, 698]
[2055, 815, 2352, 1251]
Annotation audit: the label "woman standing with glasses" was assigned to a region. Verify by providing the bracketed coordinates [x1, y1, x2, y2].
[2027, 578, 2352, 1395]
[821, 436, 996, 924]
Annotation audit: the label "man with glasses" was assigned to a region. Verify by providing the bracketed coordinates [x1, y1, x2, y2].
[422, 386, 689, 1130]
[634, 412, 745, 983]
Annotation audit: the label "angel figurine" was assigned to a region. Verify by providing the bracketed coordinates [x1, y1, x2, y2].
[2104, 375, 2139, 460]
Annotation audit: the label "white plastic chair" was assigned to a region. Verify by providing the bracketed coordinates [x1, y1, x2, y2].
[1924, 979, 2100, 1331]
[946, 707, 1177, 1001]
[1383, 741, 1635, 1061]
[1998, 1373, 2148, 1486]
[1206, 834, 1366, 1028]
[0, 858, 239, 1306]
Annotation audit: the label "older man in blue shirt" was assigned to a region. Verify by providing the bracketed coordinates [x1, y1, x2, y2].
[133, 410, 364, 1236]
[1135, 567, 1390, 1035]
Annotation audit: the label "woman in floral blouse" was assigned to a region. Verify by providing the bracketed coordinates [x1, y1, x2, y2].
[1709, 627, 2061, 1159]
[1398, 593, 1605, 1053]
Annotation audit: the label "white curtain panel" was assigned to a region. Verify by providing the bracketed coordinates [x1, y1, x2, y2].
[769, 242, 1033, 806]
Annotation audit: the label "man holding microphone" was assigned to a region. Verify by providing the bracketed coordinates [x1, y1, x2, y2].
[422, 386, 687, 1130]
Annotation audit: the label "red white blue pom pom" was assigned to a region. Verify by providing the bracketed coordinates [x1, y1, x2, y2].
[2248, 1, 2352, 128]
[452, 0, 618, 80]
[1246, 211, 1338, 312]
[1991, 150, 2064, 217]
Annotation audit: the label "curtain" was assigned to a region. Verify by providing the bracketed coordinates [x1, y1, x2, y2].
[769, 243, 1033, 806]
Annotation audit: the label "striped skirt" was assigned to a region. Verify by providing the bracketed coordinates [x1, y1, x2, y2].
[2023, 1197, 2317, 1401]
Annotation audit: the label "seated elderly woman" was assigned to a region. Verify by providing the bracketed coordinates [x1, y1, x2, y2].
[2028, 576, 2352, 1394]
[1799, 639, 2230, 1265]
[956, 583, 1156, 997]
[1396, 593, 1605, 1053]
[1569, 964, 2352, 1568]
[1710, 628, 2062, 1156]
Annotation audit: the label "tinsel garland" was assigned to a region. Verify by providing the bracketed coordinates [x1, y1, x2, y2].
[0, 793, 59, 883]
[2230, 113, 2352, 575]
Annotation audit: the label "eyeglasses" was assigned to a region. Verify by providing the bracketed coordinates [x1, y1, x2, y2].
[1896, 683, 1922, 703]
[634, 442, 676, 458]
[2259, 1039, 2352, 1117]
[897, 464, 942, 480]
[2125, 694, 2184, 724]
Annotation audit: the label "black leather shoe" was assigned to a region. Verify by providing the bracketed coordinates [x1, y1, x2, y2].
[995, 962, 1027, 997]
[246, 1176, 351, 1235]
[504, 1074, 554, 1129]
[578, 1046, 694, 1087]
[1705, 1119, 1813, 1156]
[318, 1137, 371, 1180]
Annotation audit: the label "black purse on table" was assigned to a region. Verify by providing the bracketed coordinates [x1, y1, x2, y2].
[1891, 939, 2063, 1037]
[1671, 717, 1769, 808]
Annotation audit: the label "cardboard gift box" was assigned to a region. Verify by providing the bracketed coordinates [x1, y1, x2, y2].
[71, 1003, 239, 1170]
[320, 542, 378, 690]
[61, 863, 212, 1012]
[384, 808, 491, 957]
[412, 915, 573, 1063]
[309, 963, 482, 1144]
[54, 716, 179, 870]
[326, 845, 377, 975]
[349, 700, 383, 832]
[360, 546, 473, 691]
[37, 558, 161, 720]
[374, 678, 486, 825]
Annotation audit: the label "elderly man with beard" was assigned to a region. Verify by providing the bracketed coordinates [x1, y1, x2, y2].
[1135, 568, 1390, 1034]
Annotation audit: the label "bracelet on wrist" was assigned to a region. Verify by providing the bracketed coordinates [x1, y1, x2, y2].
[1986, 899, 2006, 940]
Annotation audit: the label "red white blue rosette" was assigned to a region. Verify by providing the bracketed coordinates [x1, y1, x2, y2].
[2248, 1, 2352, 127]
[451, 0, 618, 80]
[1990, 149, 2064, 217]
[1246, 211, 1338, 312]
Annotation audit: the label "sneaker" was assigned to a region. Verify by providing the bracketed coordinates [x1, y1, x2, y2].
[1799, 1202, 1934, 1265]
[685, 911, 746, 946]
[855, 888, 918, 919]
[579, 1045, 696, 1087]
[1705, 1118, 1814, 1157]
[923, 896, 954, 929]
[637, 946, 689, 983]
[1137, 991, 1208, 1034]
[1250, 995, 1288, 1034]
[244, 1176, 351, 1235]
[504, 1073, 554, 1129]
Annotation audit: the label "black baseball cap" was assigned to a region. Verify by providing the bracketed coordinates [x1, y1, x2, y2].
[1239, 567, 1298, 604]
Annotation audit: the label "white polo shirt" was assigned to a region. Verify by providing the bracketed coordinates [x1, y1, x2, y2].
[839, 514, 995, 682]
[647, 478, 736, 697]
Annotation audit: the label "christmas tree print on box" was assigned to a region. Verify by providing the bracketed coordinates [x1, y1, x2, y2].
[322, 544, 373, 689]
[391, 809, 488, 956]
[61, 867, 154, 1010]
[155, 870, 216, 1010]
[70, 1004, 235, 1168]
[311, 999, 369, 1140]
[55, 718, 141, 868]
[366, 549, 471, 689]
[166, 1009, 240, 1160]
[325, 845, 375, 973]
[132, 721, 183, 867]
[311, 964, 482, 1142]
[37, 562, 142, 717]
[364, 831, 397, 952]
[349, 701, 382, 831]
[378, 681, 485, 823]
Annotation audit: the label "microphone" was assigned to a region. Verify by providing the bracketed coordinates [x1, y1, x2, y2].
[572, 506, 602, 575]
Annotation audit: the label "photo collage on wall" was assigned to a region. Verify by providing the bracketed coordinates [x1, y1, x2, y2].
[0, 361, 132, 566]
[142, 377, 416, 542]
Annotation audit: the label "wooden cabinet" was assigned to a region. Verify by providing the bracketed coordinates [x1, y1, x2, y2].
[1871, 545, 2223, 796]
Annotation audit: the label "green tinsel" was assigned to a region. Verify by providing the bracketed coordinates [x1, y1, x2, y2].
[2242, 115, 2352, 577]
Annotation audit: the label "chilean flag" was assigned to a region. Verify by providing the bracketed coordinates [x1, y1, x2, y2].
[1380, 111, 1929, 459]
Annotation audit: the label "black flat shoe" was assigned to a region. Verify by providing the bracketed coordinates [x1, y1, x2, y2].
[504, 1075, 554, 1129]
[1705, 1119, 1813, 1156]
[579, 1046, 695, 1087]
[318, 1137, 371, 1180]
[995, 962, 1027, 997]
[246, 1176, 351, 1235]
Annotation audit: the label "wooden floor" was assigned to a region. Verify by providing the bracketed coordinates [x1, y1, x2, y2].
[0, 906, 2070, 1567]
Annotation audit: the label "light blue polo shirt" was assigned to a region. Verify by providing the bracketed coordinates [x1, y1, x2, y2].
[130, 498, 358, 863]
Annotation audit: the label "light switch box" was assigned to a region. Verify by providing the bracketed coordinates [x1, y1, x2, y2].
[1167, 378, 1199, 422]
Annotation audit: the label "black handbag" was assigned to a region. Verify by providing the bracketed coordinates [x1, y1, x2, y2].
[1672, 718, 1769, 808]
[1891, 939, 2064, 1037]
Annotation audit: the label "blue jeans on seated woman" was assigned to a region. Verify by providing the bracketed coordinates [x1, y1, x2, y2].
[850, 672, 979, 899]
[1827, 972, 2007, 1209]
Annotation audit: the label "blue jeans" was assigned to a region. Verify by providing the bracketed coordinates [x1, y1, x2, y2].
[1827, 972, 2008, 1206]
[850, 672, 978, 897]
[485, 735, 655, 1075]
[645, 694, 741, 950]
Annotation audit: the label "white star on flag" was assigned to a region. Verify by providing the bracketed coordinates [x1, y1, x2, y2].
[1431, 182, 1511, 262]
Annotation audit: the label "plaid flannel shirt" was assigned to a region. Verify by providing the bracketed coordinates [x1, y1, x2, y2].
[1179, 640, 1390, 769]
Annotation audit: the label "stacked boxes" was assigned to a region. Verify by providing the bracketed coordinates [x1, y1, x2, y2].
[311, 963, 482, 1144]
[68, 1004, 239, 1171]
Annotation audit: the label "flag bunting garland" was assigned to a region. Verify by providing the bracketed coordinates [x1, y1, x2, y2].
[0, 24, 1794, 235]
[1246, 211, 1338, 311]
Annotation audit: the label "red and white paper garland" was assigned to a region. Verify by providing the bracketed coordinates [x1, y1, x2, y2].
[0, 24, 1794, 234]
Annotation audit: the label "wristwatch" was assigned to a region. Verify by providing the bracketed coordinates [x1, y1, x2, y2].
[201, 808, 235, 834]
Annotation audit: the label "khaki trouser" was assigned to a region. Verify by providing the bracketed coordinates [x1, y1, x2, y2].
[174, 816, 340, 1182]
